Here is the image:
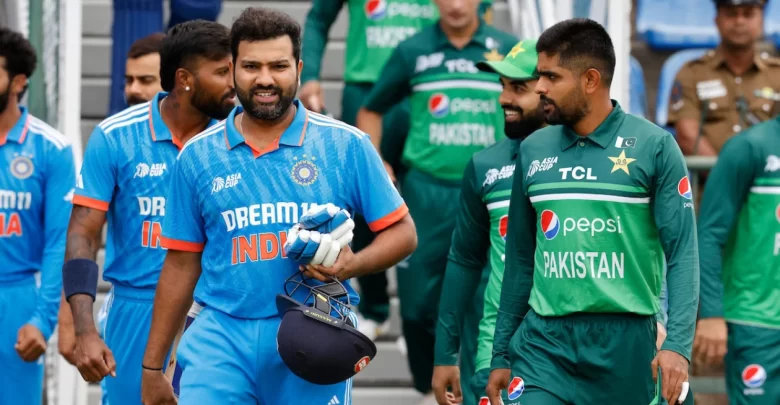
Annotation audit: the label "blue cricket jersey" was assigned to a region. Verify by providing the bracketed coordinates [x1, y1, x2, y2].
[0, 107, 75, 339]
[161, 100, 408, 319]
[73, 92, 218, 290]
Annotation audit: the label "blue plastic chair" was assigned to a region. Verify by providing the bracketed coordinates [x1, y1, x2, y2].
[629, 56, 649, 119]
[636, 0, 719, 50]
[655, 48, 711, 133]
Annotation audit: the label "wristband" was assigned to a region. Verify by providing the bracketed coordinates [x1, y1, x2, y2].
[62, 258, 99, 301]
[142, 364, 163, 371]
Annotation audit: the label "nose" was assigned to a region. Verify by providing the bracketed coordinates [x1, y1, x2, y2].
[254, 67, 275, 88]
[535, 78, 549, 96]
[498, 87, 513, 106]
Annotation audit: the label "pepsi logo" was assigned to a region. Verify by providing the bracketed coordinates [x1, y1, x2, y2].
[742, 364, 767, 388]
[365, 0, 387, 20]
[478, 397, 490, 405]
[678, 176, 692, 200]
[507, 376, 525, 400]
[428, 93, 450, 118]
[354, 356, 371, 373]
[540, 210, 560, 240]
[499, 215, 508, 241]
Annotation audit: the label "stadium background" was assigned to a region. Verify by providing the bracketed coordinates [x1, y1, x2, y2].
[2, 0, 768, 403]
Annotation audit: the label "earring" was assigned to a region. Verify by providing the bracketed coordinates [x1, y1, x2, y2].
[185, 86, 190, 91]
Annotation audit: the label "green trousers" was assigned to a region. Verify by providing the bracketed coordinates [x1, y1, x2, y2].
[459, 267, 490, 405]
[725, 322, 780, 405]
[341, 82, 410, 323]
[398, 169, 461, 393]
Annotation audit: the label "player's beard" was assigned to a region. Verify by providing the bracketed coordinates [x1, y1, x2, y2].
[237, 79, 297, 122]
[0, 84, 9, 115]
[503, 103, 545, 140]
[540, 85, 589, 127]
[125, 94, 147, 107]
[190, 80, 235, 121]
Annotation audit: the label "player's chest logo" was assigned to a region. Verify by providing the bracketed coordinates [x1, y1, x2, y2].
[134, 162, 168, 178]
[212, 172, 242, 194]
[9, 153, 35, 180]
[483, 164, 514, 187]
[291, 154, 319, 186]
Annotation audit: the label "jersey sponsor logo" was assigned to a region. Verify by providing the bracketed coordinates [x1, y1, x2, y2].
[526, 157, 558, 178]
[614, 136, 637, 148]
[415, 53, 444, 73]
[499, 215, 508, 240]
[742, 364, 766, 396]
[445, 58, 479, 74]
[559, 166, 597, 180]
[364, 0, 435, 20]
[291, 156, 319, 186]
[678, 176, 692, 199]
[608, 150, 636, 175]
[138, 197, 167, 249]
[221, 202, 324, 232]
[541, 210, 560, 240]
[10, 155, 34, 180]
[231, 230, 289, 264]
[541, 209, 623, 240]
[483, 165, 515, 187]
[507, 376, 524, 400]
[765, 155, 780, 172]
[212, 173, 242, 194]
[429, 94, 497, 117]
[0, 189, 33, 210]
[429, 94, 450, 118]
[365, 0, 387, 20]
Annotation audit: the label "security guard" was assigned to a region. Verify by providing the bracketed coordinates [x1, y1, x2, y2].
[355, 0, 516, 402]
[668, 0, 780, 157]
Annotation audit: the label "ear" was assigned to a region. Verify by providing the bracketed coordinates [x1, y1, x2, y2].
[175, 67, 193, 92]
[583, 68, 601, 95]
[298, 60, 304, 87]
[10, 74, 28, 97]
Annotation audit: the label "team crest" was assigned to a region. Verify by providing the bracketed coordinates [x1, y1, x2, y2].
[291, 154, 319, 186]
[10, 155, 34, 179]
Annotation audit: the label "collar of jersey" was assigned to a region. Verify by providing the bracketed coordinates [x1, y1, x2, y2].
[435, 18, 490, 48]
[150, 91, 219, 147]
[2, 106, 30, 145]
[224, 99, 308, 156]
[560, 100, 625, 151]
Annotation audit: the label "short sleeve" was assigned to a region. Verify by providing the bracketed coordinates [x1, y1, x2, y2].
[667, 65, 702, 125]
[161, 156, 205, 252]
[72, 127, 116, 211]
[349, 134, 408, 232]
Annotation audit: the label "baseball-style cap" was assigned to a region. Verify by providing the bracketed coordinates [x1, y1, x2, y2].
[713, 0, 767, 7]
[477, 39, 539, 81]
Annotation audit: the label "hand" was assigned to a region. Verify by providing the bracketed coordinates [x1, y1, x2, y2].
[15, 324, 47, 362]
[299, 81, 325, 113]
[651, 350, 689, 404]
[432, 365, 462, 405]
[656, 322, 667, 351]
[141, 369, 177, 405]
[302, 244, 357, 282]
[74, 330, 116, 383]
[485, 368, 510, 405]
[383, 160, 396, 184]
[693, 317, 727, 366]
[285, 227, 343, 267]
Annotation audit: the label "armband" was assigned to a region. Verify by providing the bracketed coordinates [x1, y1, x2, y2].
[62, 258, 99, 301]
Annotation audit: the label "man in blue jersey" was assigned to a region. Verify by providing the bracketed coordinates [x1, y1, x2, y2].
[140, 7, 418, 405]
[0, 27, 76, 405]
[61, 20, 235, 405]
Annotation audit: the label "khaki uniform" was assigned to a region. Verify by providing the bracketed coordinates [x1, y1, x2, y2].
[668, 48, 780, 153]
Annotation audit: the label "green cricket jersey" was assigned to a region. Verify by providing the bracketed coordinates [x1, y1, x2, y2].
[435, 138, 518, 371]
[491, 102, 700, 370]
[301, 0, 494, 84]
[698, 117, 780, 329]
[363, 21, 517, 181]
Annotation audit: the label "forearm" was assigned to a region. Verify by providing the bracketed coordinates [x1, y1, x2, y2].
[28, 247, 65, 339]
[656, 271, 669, 328]
[58, 292, 75, 335]
[661, 258, 699, 361]
[300, 0, 342, 83]
[434, 261, 483, 366]
[356, 108, 384, 152]
[346, 215, 416, 279]
[491, 263, 533, 370]
[698, 237, 725, 318]
[69, 295, 98, 336]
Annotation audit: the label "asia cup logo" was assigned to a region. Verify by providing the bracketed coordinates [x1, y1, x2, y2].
[10, 155, 34, 180]
[365, 0, 387, 20]
[742, 364, 767, 388]
[507, 376, 525, 400]
[428, 93, 450, 118]
[678, 176, 692, 200]
[540, 209, 560, 240]
[499, 215, 508, 241]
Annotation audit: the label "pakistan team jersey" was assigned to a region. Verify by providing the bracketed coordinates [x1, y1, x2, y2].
[301, 0, 494, 84]
[73, 92, 218, 289]
[161, 100, 408, 319]
[492, 102, 699, 368]
[364, 20, 516, 181]
[699, 117, 780, 329]
[0, 107, 75, 339]
[435, 138, 517, 371]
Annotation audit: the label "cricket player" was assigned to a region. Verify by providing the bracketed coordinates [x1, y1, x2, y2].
[61, 20, 235, 405]
[140, 7, 417, 404]
[0, 27, 76, 404]
[486, 19, 699, 405]
[356, 1, 516, 399]
[696, 116, 780, 404]
[432, 39, 545, 405]
[300, 0, 495, 340]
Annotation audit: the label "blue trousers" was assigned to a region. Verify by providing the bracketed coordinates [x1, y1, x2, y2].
[0, 278, 44, 405]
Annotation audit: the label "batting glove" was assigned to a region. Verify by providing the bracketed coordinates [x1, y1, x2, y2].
[298, 203, 355, 247]
[284, 225, 342, 267]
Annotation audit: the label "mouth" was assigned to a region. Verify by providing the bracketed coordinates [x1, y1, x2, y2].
[253, 89, 279, 104]
[503, 108, 522, 122]
[541, 99, 556, 115]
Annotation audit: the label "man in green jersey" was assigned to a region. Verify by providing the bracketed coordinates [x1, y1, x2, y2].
[355, 0, 516, 399]
[430, 39, 545, 405]
[486, 19, 699, 405]
[299, 0, 494, 340]
[695, 116, 780, 405]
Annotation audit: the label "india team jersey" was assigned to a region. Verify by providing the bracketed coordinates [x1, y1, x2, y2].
[73, 92, 218, 289]
[162, 100, 408, 319]
[0, 106, 75, 338]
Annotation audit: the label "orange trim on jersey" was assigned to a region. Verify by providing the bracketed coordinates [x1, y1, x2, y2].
[224, 126, 232, 150]
[160, 236, 205, 252]
[148, 103, 157, 142]
[297, 110, 309, 146]
[368, 203, 409, 232]
[72, 195, 110, 211]
[251, 138, 280, 158]
[17, 115, 30, 144]
[171, 135, 183, 150]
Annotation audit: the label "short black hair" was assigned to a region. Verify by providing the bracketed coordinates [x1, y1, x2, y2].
[160, 20, 230, 92]
[536, 18, 616, 86]
[230, 7, 302, 63]
[128, 32, 165, 59]
[0, 27, 37, 79]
